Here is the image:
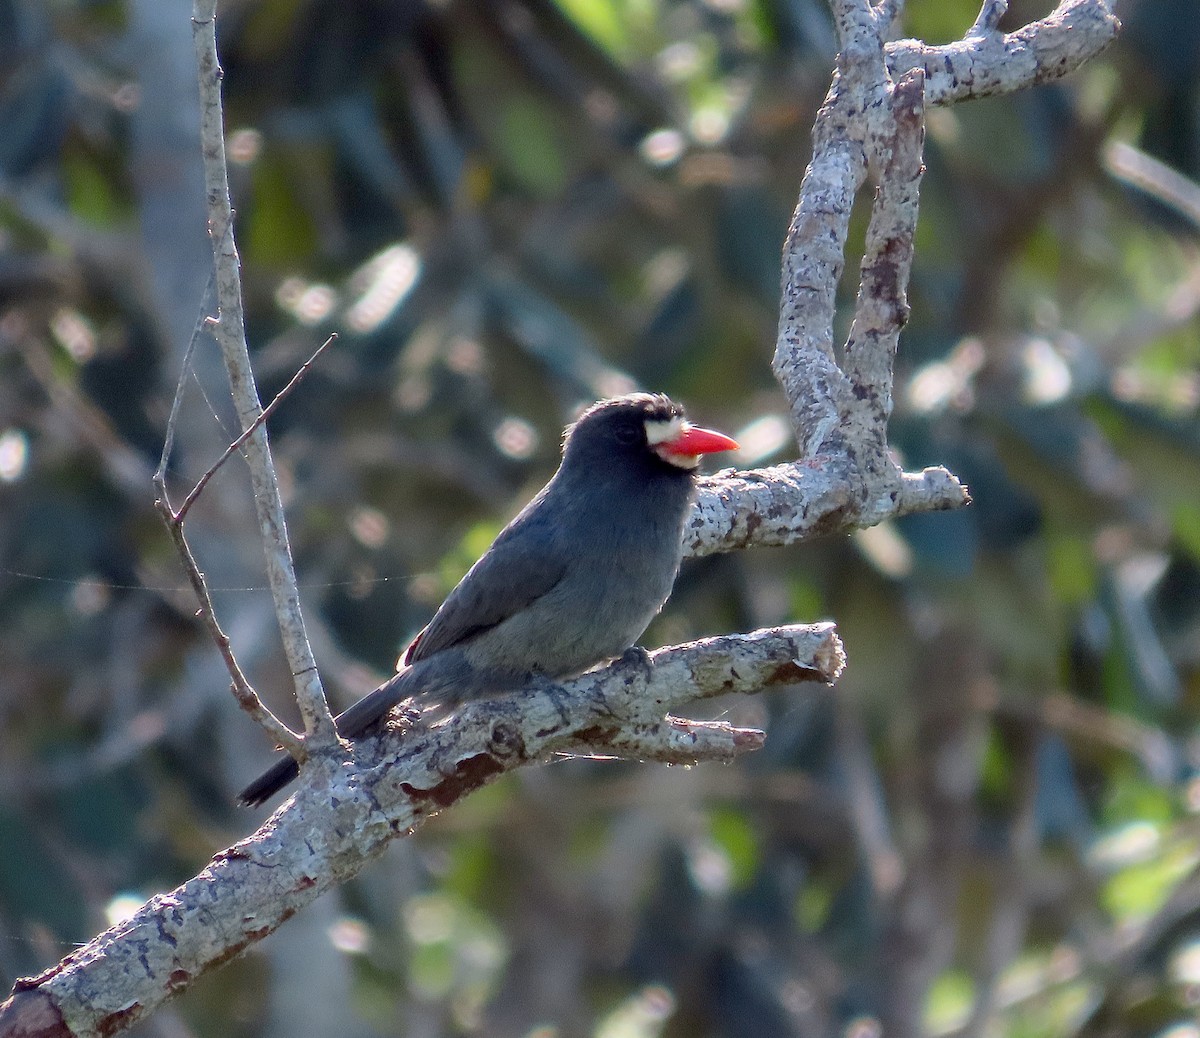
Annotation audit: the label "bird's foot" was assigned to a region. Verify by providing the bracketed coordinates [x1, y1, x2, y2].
[618, 645, 654, 685]
[591, 646, 655, 721]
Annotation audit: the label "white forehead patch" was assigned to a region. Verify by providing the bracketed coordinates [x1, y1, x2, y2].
[646, 416, 700, 469]
[643, 415, 684, 446]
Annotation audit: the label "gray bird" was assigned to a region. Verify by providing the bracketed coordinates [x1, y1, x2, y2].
[238, 393, 738, 806]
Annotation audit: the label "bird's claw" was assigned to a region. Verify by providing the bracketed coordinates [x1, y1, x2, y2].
[619, 645, 654, 682]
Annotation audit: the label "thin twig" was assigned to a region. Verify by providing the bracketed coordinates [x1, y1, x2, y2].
[151, 485, 303, 755]
[151, 333, 336, 753]
[175, 333, 336, 524]
[1104, 140, 1200, 230]
[155, 275, 215, 488]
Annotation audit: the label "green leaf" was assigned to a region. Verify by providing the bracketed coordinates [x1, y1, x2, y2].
[63, 150, 125, 228]
[1102, 837, 1198, 923]
[1045, 530, 1097, 606]
[925, 969, 974, 1034]
[245, 153, 319, 266]
[1171, 502, 1200, 562]
[552, 0, 657, 62]
[794, 880, 833, 934]
[499, 99, 568, 197]
[708, 808, 758, 890]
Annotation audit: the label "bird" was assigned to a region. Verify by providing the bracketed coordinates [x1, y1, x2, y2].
[237, 393, 738, 806]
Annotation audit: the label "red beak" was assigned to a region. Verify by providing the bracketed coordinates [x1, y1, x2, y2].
[660, 423, 740, 458]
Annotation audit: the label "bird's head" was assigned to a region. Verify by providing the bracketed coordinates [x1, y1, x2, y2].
[562, 393, 739, 476]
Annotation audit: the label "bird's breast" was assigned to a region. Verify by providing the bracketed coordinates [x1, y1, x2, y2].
[541, 501, 686, 667]
[461, 493, 688, 679]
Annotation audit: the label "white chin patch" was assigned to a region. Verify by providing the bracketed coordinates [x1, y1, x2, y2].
[658, 449, 700, 470]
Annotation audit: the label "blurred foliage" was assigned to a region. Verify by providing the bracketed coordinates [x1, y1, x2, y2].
[1, 0, 1199, 1036]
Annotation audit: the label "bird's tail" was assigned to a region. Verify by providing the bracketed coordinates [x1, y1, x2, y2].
[236, 750, 302, 809]
[237, 668, 415, 808]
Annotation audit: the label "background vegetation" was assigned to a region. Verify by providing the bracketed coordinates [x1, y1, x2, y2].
[1, 0, 1198, 1035]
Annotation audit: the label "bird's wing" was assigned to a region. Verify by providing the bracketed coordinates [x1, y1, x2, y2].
[404, 508, 567, 665]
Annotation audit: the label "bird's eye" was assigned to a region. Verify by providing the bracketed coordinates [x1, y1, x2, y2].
[614, 425, 641, 446]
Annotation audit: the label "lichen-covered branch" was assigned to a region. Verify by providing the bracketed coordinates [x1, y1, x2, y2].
[0, 625, 841, 1038]
[886, 0, 1119, 107]
[841, 68, 926, 454]
[767, 0, 1114, 539]
[685, 460, 967, 558]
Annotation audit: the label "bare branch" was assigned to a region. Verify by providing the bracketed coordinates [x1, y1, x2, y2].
[1105, 140, 1200, 230]
[0, 624, 841, 1038]
[968, 0, 1008, 38]
[773, 0, 1064, 533]
[873, 0, 906, 36]
[190, 0, 336, 746]
[887, 0, 1120, 107]
[582, 718, 767, 763]
[175, 333, 336, 524]
[773, 87, 862, 458]
[684, 459, 968, 561]
[153, 321, 334, 755]
[154, 282, 213, 489]
[842, 68, 926, 452]
[150, 491, 303, 756]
